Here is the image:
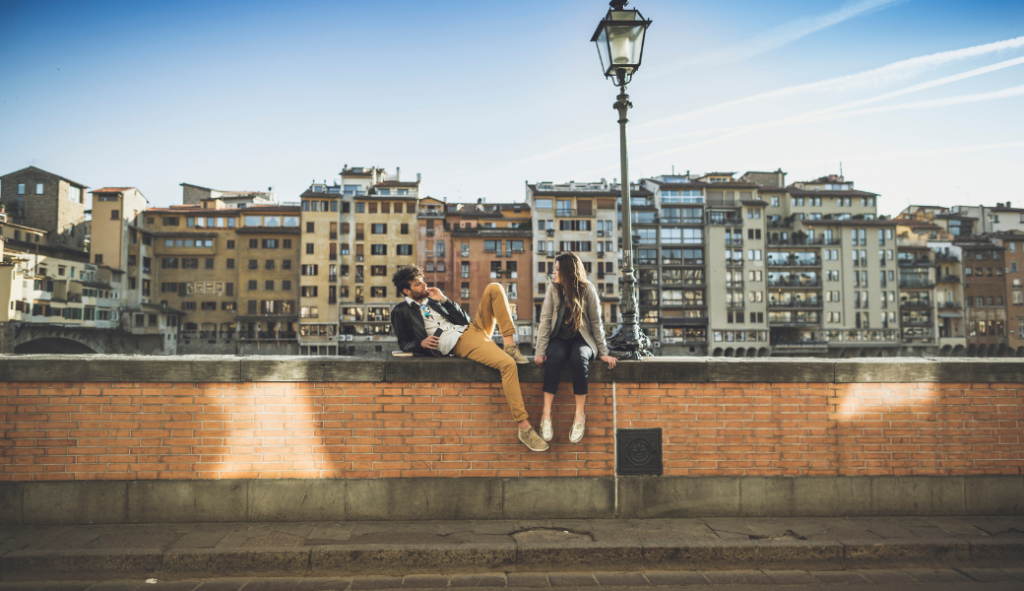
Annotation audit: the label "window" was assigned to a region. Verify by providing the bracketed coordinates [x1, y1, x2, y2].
[248, 280, 258, 290]
[397, 244, 413, 256]
[282, 280, 292, 290]
[461, 282, 470, 299]
[371, 286, 387, 298]
[162, 258, 179, 269]
[401, 223, 409, 235]
[205, 258, 214, 269]
[262, 239, 278, 249]
[306, 221, 315, 233]
[371, 244, 388, 255]
[301, 286, 318, 297]
[305, 243, 314, 254]
[35, 183, 44, 195]
[226, 240, 235, 249]
[301, 264, 319, 276]
[371, 223, 387, 234]
[183, 258, 199, 269]
[371, 265, 387, 276]
[248, 259, 259, 270]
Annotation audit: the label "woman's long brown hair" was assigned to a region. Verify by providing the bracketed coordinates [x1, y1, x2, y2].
[554, 252, 589, 333]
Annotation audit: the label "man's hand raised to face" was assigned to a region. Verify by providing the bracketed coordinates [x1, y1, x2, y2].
[426, 287, 446, 303]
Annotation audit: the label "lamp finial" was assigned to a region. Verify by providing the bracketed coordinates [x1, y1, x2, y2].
[610, 0, 629, 9]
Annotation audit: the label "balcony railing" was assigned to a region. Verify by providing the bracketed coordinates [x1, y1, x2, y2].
[768, 300, 823, 308]
[707, 217, 743, 226]
[940, 301, 962, 309]
[768, 279, 823, 288]
[900, 300, 932, 309]
[768, 258, 822, 267]
[935, 252, 959, 263]
[899, 280, 934, 289]
[555, 208, 595, 218]
[726, 259, 744, 267]
[898, 258, 931, 267]
[938, 275, 961, 283]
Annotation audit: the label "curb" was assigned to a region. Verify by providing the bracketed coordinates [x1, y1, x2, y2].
[3, 538, 1023, 581]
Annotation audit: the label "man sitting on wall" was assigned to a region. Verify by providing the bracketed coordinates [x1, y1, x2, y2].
[390, 265, 548, 452]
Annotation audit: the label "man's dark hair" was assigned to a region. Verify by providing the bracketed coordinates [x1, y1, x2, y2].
[392, 265, 423, 295]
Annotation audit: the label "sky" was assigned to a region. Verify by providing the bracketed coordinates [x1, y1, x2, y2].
[1, 0, 1022, 218]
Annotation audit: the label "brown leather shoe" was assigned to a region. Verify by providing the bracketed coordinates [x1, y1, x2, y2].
[504, 342, 530, 364]
[518, 426, 549, 452]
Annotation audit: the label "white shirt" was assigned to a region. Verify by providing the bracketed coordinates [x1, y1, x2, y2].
[406, 296, 467, 355]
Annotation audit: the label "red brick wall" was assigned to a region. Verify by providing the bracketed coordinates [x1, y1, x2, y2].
[1, 380, 1021, 481]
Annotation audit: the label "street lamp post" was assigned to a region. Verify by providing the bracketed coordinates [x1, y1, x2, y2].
[592, 0, 652, 360]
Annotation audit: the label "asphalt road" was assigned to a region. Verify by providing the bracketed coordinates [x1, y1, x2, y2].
[2, 569, 1024, 591]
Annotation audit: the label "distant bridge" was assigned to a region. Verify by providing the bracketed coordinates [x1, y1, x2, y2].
[9, 324, 166, 354]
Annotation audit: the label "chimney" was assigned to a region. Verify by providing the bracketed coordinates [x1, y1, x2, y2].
[417, 173, 421, 183]
[396, 167, 401, 181]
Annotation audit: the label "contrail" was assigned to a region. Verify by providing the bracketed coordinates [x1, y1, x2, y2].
[623, 55, 1024, 167]
[649, 0, 906, 74]
[514, 36, 1024, 167]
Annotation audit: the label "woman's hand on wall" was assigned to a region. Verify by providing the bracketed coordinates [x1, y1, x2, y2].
[600, 355, 617, 369]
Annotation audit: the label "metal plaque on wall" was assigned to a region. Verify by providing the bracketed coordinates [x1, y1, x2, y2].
[616, 428, 662, 476]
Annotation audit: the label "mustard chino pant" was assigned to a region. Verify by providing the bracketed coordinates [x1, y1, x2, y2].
[451, 283, 527, 422]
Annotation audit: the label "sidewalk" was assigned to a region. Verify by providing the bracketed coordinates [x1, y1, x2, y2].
[2, 515, 1023, 582]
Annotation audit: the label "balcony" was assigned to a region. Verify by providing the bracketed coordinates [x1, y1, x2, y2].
[898, 258, 931, 267]
[768, 258, 821, 268]
[418, 210, 446, 219]
[899, 280, 934, 289]
[768, 279, 823, 288]
[237, 331, 298, 341]
[725, 281, 744, 289]
[938, 274, 961, 284]
[597, 251, 605, 258]
[556, 208, 595, 218]
[900, 300, 932, 309]
[355, 255, 364, 262]
[707, 217, 743, 226]
[940, 301, 962, 310]
[935, 252, 959, 263]
[546, 229, 555, 237]
[726, 259, 744, 267]
[768, 300, 823, 309]
[768, 236, 841, 246]
[724, 239, 743, 247]
[727, 302, 745, 310]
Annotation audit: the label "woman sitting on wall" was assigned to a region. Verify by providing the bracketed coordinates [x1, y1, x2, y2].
[533, 252, 617, 444]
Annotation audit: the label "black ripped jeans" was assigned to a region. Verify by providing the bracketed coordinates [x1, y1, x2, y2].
[542, 335, 594, 395]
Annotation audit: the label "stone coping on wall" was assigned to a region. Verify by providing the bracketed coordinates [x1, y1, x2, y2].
[1, 355, 1023, 383]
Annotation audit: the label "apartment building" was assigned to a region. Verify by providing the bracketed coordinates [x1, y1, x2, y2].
[962, 241, 1008, 356]
[641, 175, 710, 355]
[526, 180, 643, 342]
[0, 166, 88, 251]
[417, 197, 449, 296]
[446, 201, 533, 348]
[700, 174, 769, 357]
[298, 183, 343, 354]
[996, 232, 1024, 354]
[337, 166, 421, 356]
[90, 187, 182, 350]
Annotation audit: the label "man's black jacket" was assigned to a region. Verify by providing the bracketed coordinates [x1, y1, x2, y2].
[390, 297, 472, 357]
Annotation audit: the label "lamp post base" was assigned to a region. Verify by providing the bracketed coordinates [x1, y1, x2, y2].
[607, 322, 653, 360]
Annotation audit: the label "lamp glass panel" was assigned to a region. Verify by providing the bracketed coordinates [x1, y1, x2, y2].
[607, 23, 645, 68]
[595, 27, 610, 75]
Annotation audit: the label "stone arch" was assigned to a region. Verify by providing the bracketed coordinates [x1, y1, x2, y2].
[713, 347, 723, 356]
[940, 345, 952, 357]
[15, 337, 97, 354]
[953, 344, 965, 356]
[967, 344, 977, 356]
[1017, 346, 1024, 358]
[758, 347, 769, 357]
[724, 347, 735, 357]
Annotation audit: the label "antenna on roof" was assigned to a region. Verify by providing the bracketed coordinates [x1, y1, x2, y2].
[840, 162, 843, 177]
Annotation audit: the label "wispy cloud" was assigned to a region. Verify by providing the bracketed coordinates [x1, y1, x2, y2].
[651, 0, 906, 73]
[636, 36, 1024, 131]
[624, 54, 1024, 167]
[511, 35, 1024, 171]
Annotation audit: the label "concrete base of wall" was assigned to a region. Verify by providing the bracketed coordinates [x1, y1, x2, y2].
[2, 476, 1020, 525]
